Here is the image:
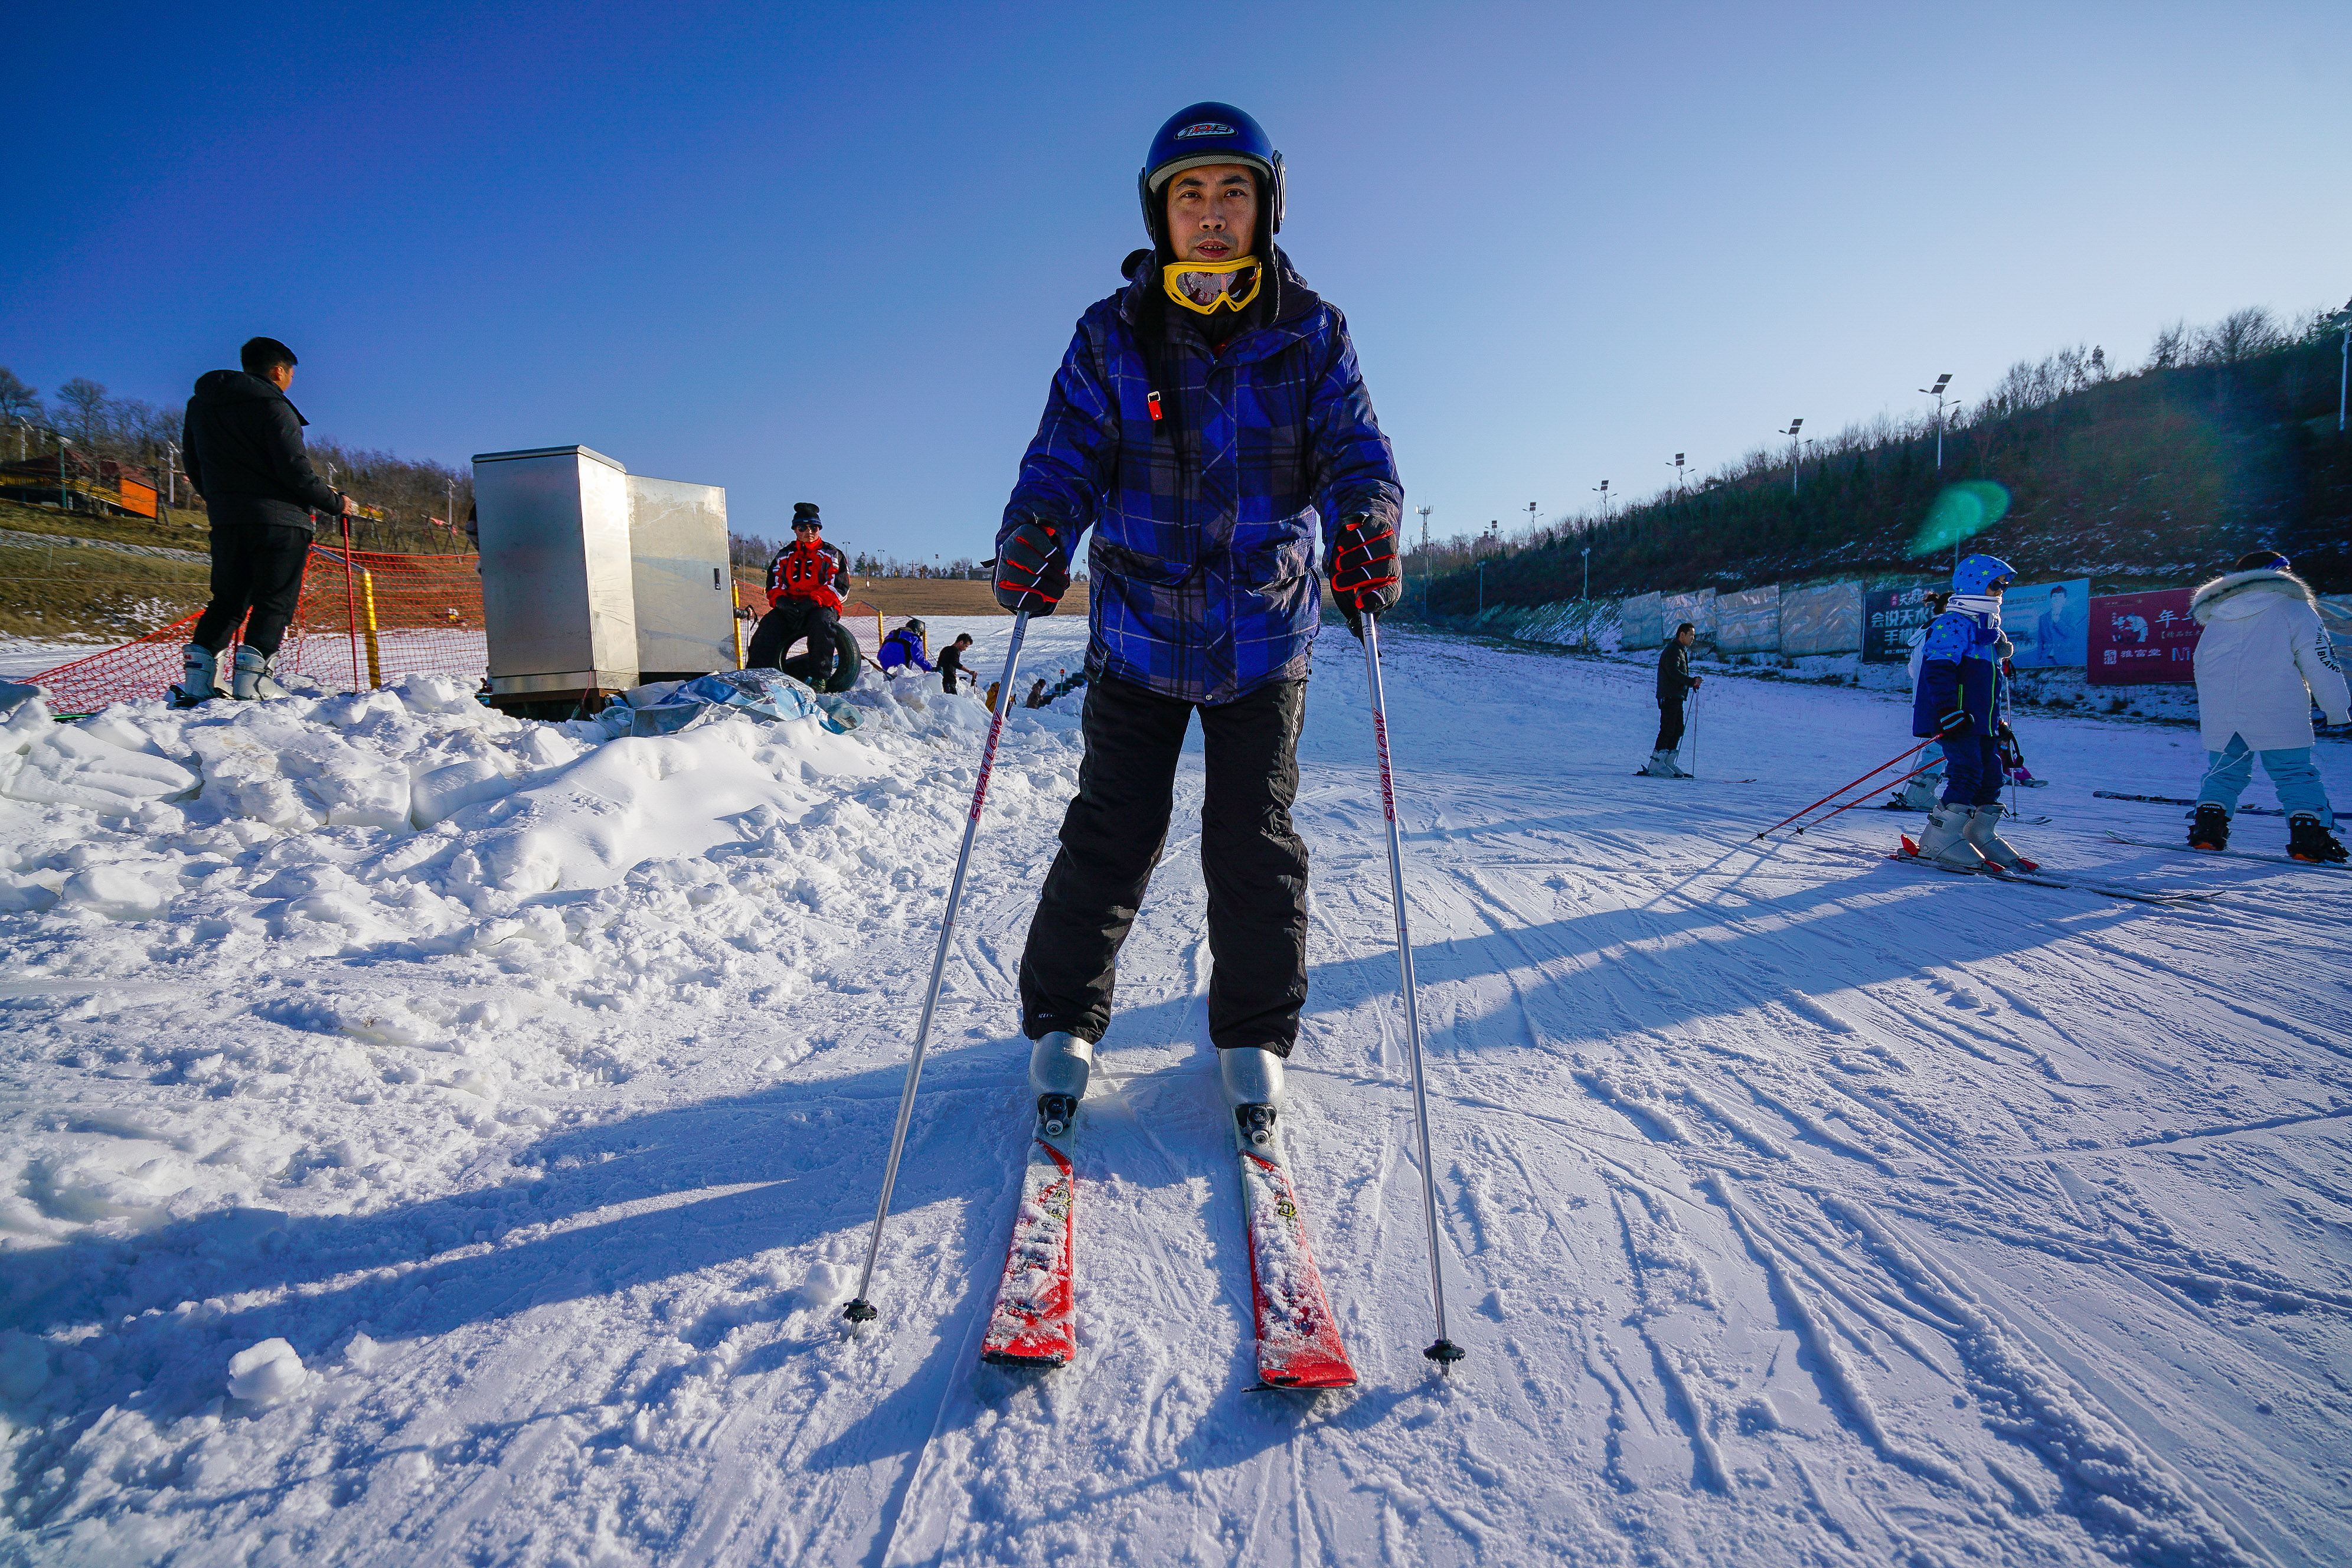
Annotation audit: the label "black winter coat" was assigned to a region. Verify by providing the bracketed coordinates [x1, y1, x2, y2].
[181, 370, 342, 534]
[1657, 641, 1697, 702]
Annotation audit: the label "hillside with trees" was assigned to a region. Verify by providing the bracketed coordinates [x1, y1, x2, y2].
[1410, 303, 2352, 618]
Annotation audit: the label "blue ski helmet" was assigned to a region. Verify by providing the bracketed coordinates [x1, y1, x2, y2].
[1138, 102, 1284, 250]
[1952, 554, 2017, 595]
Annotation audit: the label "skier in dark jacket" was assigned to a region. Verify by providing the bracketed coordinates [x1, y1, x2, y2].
[993, 102, 1404, 1132]
[937, 633, 974, 695]
[748, 502, 851, 687]
[1641, 623, 1703, 777]
[175, 337, 359, 703]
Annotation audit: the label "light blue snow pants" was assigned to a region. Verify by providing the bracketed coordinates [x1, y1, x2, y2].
[2195, 734, 2334, 827]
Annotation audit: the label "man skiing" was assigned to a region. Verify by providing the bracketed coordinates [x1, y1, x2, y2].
[748, 503, 849, 685]
[1642, 622, 1703, 777]
[993, 101, 1403, 1135]
[1910, 554, 2031, 870]
[2186, 549, 2348, 861]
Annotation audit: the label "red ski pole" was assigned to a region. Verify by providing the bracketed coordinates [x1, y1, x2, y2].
[1789, 756, 1942, 837]
[1753, 739, 1936, 839]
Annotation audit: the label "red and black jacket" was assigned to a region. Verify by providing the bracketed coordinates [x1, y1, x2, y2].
[767, 539, 849, 610]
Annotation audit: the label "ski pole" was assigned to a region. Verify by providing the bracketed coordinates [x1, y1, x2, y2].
[1753, 738, 1936, 839]
[842, 613, 1029, 1329]
[1360, 612, 1466, 1373]
[1789, 755, 1942, 836]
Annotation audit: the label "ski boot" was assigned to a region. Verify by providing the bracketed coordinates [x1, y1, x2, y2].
[1963, 802, 2038, 871]
[2287, 814, 2347, 864]
[1220, 1046, 1286, 1151]
[230, 646, 289, 700]
[171, 643, 221, 707]
[1914, 804, 1985, 870]
[1028, 1032, 1095, 1136]
[1639, 748, 1692, 779]
[2187, 803, 2230, 852]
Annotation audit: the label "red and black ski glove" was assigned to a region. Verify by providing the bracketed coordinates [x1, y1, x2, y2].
[1329, 514, 1400, 639]
[992, 520, 1071, 616]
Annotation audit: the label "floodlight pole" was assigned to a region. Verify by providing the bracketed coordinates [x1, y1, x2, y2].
[1779, 420, 1804, 495]
[1919, 374, 1954, 471]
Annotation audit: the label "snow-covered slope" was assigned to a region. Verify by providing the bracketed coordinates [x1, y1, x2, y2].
[2, 619, 2346, 1567]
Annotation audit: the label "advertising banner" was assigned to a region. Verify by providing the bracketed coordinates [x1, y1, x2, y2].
[1863, 584, 1939, 664]
[2005, 578, 2090, 668]
[2089, 587, 2200, 684]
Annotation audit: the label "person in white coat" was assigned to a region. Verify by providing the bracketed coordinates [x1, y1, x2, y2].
[2188, 550, 2349, 862]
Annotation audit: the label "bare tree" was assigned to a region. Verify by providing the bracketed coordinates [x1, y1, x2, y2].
[53, 377, 109, 444]
[0, 368, 38, 424]
[2145, 320, 2187, 371]
[2195, 307, 2282, 365]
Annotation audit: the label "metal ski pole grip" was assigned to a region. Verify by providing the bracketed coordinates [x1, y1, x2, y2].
[1360, 613, 1466, 1373]
[842, 612, 1030, 1329]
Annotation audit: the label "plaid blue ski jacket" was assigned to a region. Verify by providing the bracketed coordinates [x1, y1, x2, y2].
[998, 247, 1403, 705]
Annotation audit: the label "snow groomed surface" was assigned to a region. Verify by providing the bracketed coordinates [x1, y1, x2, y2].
[2, 616, 2348, 1566]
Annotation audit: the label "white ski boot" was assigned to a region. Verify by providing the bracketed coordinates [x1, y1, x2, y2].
[172, 643, 221, 706]
[1221, 1046, 1287, 1150]
[1915, 804, 1985, 870]
[230, 646, 289, 700]
[1892, 773, 1940, 812]
[1639, 748, 1692, 779]
[1963, 802, 2036, 871]
[1028, 1032, 1095, 1136]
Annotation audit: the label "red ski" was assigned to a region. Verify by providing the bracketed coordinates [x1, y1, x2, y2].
[979, 1136, 1077, 1367]
[1237, 1128, 1357, 1390]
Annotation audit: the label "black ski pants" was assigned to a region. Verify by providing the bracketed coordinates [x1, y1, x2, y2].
[747, 599, 838, 685]
[1654, 697, 1686, 752]
[191, 522, 312, 657]
[1019, 673, 1309, 1057]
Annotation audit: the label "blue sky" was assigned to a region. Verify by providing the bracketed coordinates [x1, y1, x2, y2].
[8, 2, 2348, 560]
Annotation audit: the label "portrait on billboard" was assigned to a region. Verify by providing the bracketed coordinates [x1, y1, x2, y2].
[2007, 579, 2090, 667]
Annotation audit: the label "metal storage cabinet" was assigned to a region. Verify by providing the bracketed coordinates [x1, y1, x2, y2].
[472, 445, 641, 703]
[627, 475, 734, 681]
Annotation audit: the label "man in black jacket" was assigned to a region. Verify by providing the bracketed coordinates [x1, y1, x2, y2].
[1642, 622, 1704, 778]
[176, 337, 357, 702]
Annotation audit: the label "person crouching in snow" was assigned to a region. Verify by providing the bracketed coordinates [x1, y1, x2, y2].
[1642, 622, 1703, 777]
[2186, 549, 2350, 862]
[878, 618, 935, 680]
[748, 503, 849, 685]
[1910, 554, 2034, 870]
[993, 100, 1404, 1135]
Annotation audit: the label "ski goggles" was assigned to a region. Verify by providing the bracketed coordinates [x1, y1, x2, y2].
[1163, 255, 1262, 315]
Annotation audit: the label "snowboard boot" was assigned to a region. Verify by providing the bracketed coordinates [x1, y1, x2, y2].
[171, 643, 221, 706]
[1028, 1032, 1095, 1136]
[1915, 805, 1986, 870]
[1640, 749, 1693, 779]
[1962, 802, 2037, 871]
[230, 646, 289, 701]
[1220, 1046, 1286, 1151]
[2187, 803, 2230, 852]
[2287, 814, 2347, 864]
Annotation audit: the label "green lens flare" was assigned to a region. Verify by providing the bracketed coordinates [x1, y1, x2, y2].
[1909, 481, 2011, 557]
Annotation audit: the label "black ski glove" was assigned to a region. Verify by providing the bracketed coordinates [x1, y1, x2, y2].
[1936, 705, 1972, 737]
[1329, 514, 1400, 639]
[992, 520, 1070, 616]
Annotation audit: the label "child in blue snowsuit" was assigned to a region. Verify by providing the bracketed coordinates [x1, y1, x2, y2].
[877, 620, 935, 678]
[1910, 554, 2033, 870]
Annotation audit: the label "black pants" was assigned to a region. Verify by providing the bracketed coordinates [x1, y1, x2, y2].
[747, 600, 838, 684]
[191, 523, 312, 656]
[1654, 698, 1686, 752]
[1019, 674, 1309, 1056]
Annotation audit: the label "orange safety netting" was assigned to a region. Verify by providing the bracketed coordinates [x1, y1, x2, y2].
[31, 544, 485, 713]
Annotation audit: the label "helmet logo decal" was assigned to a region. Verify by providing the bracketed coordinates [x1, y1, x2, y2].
[1175, 121, 1235, 138]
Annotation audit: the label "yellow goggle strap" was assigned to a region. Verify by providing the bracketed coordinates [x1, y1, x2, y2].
[1163, 256, 1263, 315]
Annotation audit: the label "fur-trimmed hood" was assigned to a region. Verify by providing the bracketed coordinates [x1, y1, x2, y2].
[2190, 567, 2317, 625]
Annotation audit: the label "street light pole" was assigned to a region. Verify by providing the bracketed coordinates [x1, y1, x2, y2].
[2335, 298, 2351, 435]
[1580, 545, 1592, 648]
[1667, 452, 1685, 495]
[1525, 501, 1538, 538]
[1919, 374, 1953, 470]
[1779, 420, 1804, 495]
[1416, 504, 1433, 614]
[1592, 479, 1609, 521]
